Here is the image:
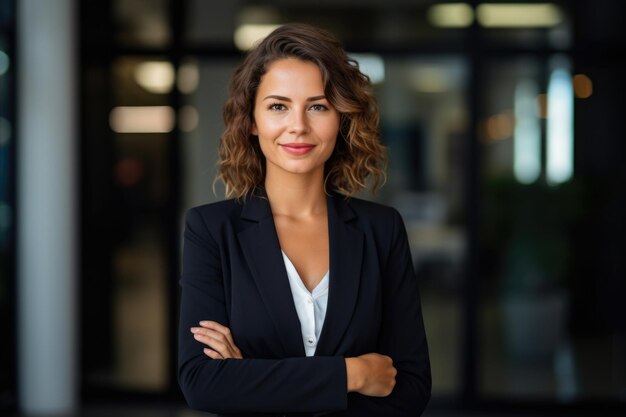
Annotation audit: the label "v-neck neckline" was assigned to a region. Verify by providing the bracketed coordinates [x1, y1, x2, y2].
[281, 250, 329, 295]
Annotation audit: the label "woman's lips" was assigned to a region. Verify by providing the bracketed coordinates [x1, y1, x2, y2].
[280, 143, 315, 156]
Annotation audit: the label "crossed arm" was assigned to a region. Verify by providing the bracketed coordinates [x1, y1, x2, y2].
[190, 320, 397, 397]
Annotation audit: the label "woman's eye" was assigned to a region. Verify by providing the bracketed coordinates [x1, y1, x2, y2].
[268, 103, 286, 111]
[310, 104, 327, 111]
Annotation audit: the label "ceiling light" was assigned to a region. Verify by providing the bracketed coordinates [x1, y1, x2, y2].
[109, 106, 175, 133]
[134, 61, 175, 94]
[234, 24, 281, 51]
[428, 3, 474, 28]
[477, 3, 562, 28]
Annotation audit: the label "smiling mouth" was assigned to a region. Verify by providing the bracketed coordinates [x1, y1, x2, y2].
[279, 143, 316, 155]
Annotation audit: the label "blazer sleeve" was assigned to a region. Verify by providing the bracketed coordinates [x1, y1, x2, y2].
[178, 207, 348, 414]
[346, 208, 432, 416]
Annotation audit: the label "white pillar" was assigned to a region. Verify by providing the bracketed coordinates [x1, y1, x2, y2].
[17, 0, 77, 414]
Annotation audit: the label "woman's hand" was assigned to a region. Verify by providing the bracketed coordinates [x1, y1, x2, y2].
[190, 321, 242, 359]
[345, 353, 397, 397]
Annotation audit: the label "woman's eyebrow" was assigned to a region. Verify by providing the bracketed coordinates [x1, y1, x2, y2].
[263, 95, 327, 102]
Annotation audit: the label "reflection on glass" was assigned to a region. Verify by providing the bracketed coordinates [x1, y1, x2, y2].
[134, 61, 175, 94]
[546, 57, 574, 185]
[479, 54, 596, 402]
[573, 73, 593, 99]
[410, 65, 456, 94]
[177, 60, 200, 94]
[348, 54, 385, 84]
[0, 49, 9, 75]
[179, 105, 199, 133]
[514, 79, 541, 184]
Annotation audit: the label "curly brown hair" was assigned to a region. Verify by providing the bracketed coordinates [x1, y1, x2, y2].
[216, 23, 387, 199]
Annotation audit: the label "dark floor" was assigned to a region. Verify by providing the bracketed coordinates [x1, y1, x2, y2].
[7, 404, 626, 417]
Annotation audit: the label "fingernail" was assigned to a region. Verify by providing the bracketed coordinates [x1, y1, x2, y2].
[190, 327, 198, 333]
[199, 320, 207, 325]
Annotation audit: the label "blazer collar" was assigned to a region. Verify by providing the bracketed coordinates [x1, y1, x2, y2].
[240, 191, 273, 222]
[237, 192, 364, 357]
[316, 194, 363, 356]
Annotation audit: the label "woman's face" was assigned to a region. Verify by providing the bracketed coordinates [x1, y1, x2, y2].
[252, 58, 340, 179]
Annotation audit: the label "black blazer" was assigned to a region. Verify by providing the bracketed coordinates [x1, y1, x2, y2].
[178, 193, 431, 416]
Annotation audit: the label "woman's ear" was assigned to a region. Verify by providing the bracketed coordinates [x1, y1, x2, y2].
[251, 121, 258, 136]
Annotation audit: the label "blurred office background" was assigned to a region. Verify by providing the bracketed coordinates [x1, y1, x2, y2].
[1, 0, 626, 416]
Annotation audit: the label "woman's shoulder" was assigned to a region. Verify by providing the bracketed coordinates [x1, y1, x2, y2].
[188, 198, 243, 215]
[340, 196, 408, 249]
[340, 194, 400, 220]
[184, 199, 244, 229]
[338, 194, 407, 234]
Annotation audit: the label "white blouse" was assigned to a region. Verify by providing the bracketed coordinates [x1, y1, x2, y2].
[281, 251, 329, 357]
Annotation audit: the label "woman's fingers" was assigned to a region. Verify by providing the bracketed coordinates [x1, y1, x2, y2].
[192, 327, 231, 354]
[203, 348, 224, 359]
[190, 321, 242, 359]
[199, 320, 239, 349]
[191, 327, 234, 356]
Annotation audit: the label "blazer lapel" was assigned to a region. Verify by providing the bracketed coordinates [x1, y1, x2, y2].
[237, 196, 305, 357]
[315, 194, 364, 356]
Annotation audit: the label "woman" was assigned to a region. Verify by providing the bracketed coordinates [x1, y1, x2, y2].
[178, 23, 431, 416]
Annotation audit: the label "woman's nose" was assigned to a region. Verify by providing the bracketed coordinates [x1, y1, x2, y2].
[288, 109, 309, 135]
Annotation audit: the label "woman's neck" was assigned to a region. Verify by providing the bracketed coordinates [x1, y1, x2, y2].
[264, 169, 327, 218]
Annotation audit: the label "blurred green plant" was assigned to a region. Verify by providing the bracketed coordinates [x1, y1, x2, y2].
[485, 176, 584, 294]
